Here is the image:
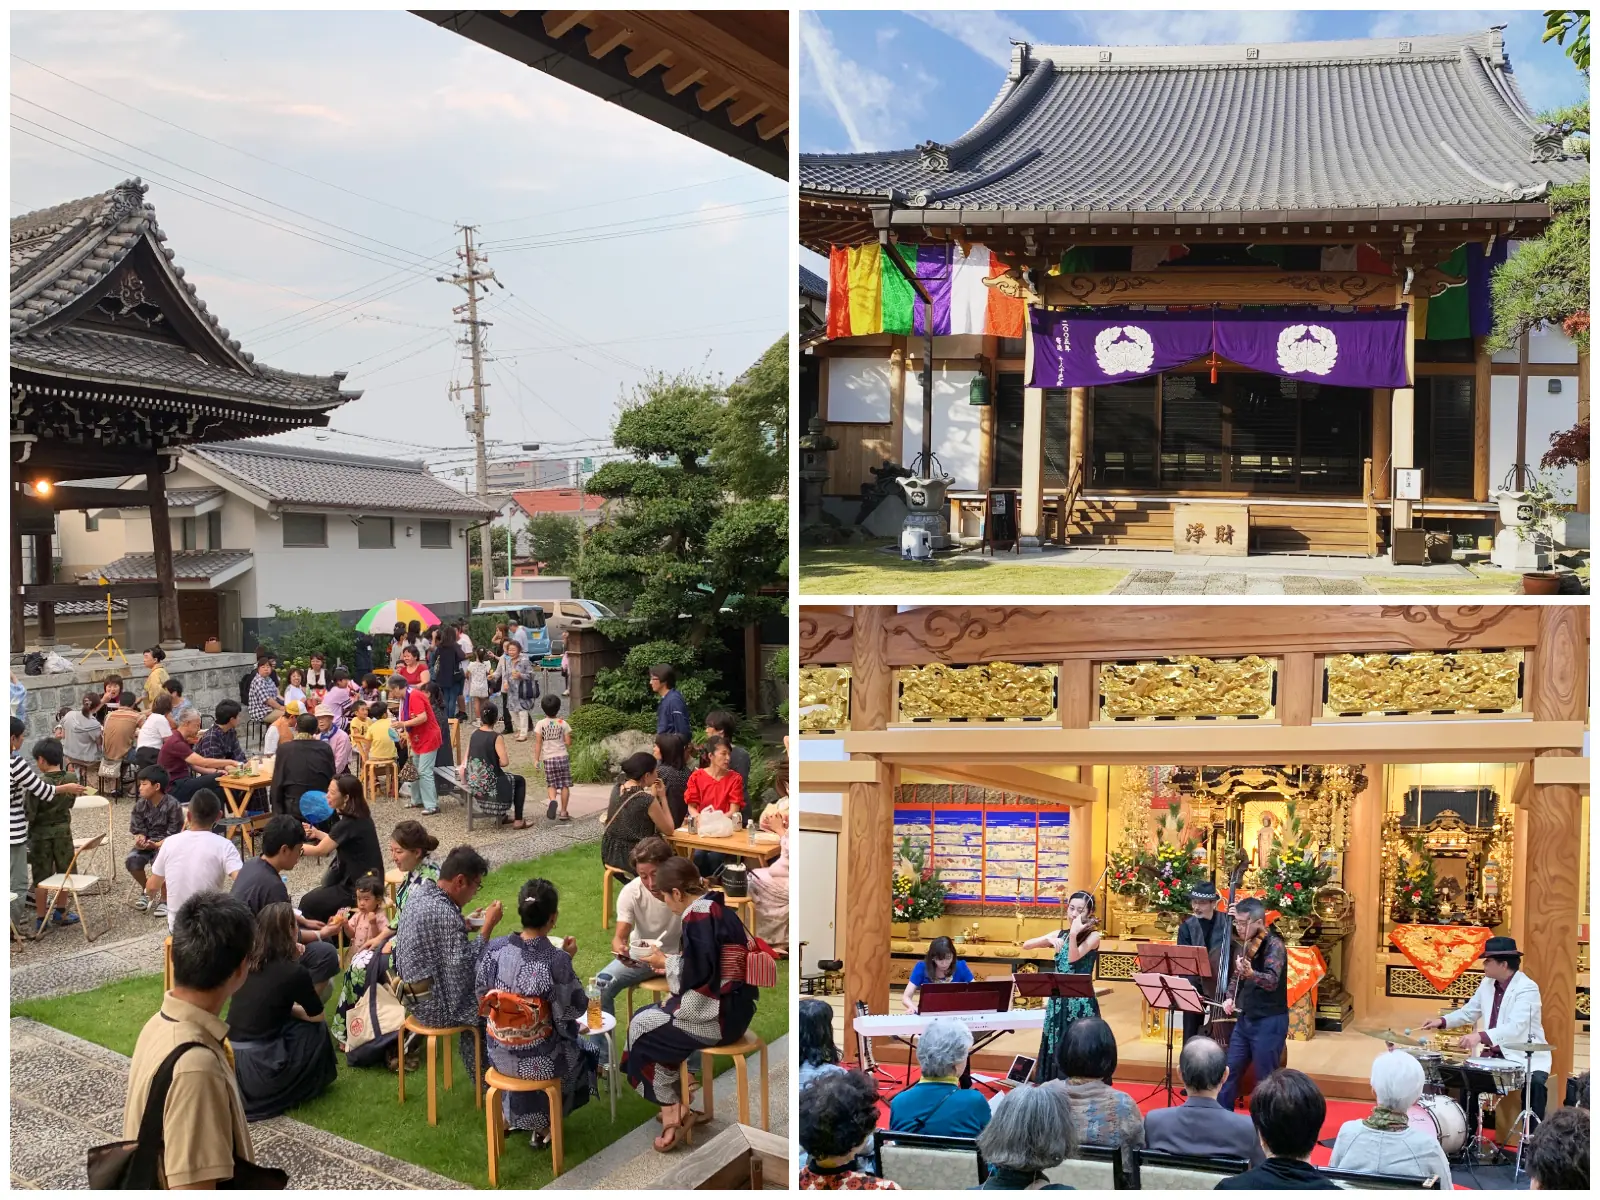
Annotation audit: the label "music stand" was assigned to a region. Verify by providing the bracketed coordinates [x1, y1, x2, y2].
[1135, 944, 1213, 1107]
[919, 980, 1014, 1014]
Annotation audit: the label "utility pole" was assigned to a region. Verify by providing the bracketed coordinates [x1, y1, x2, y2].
[440, 225, 499, 604]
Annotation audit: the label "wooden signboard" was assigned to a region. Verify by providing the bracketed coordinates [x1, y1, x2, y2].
[1173, 504, 1249, 556]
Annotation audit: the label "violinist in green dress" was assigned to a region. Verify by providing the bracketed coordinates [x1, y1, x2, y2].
[1021, 890, 1101, 1082]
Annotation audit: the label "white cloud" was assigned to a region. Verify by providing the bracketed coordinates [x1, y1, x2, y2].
[800, 11, 905, 152]
[906, 11, 1040, 69]
[1073, 10, 1306, 47]
[1368, 11, 1501, 39]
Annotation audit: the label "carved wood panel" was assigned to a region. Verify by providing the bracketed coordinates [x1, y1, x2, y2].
[799, 609, 853, 663]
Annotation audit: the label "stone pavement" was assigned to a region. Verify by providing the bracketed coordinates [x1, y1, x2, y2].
[9, 1017, 465, 1191]
[1110, 569, 1378, 595]
[1012, 545, 1473, 578]
[552, 1035, 790, 1190]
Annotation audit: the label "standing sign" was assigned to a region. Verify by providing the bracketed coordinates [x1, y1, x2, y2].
[1393, 469, 1424, 501]
[985, 488, 1020, 554]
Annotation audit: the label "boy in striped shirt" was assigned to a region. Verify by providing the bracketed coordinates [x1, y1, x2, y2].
[10, 716, 84, 933]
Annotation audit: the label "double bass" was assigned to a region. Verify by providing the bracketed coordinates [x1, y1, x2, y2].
[1203, 854, 1252, 1050]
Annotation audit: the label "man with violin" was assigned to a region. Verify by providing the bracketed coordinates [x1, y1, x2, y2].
[1215, 896, 1290, 1113]
[1176, 879, 1233, 1044]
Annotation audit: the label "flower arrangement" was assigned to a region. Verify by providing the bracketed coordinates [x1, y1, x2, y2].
[892, 837, 947, 924]
[1390, 834, 1440, 924]
[1107, 843, 1151, 905]
[1261, 800, 1332, 919]
[1149, 837, 1209, 915]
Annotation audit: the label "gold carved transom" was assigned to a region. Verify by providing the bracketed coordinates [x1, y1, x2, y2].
[1324, 650, 1523, 717]
[1386, 965, 1483, 1000]
[895, 662, 1057, 723]
[1098, 655, 1276, 721]
[798, 666, 851, 732]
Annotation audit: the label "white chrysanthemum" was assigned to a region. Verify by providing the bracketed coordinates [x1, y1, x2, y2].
[1094, 325, 1155, 375]
[1276, 324, 1339, 376]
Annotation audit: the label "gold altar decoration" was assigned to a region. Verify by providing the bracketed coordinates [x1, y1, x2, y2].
[895, 661, 1057, 722]
[798, 666, 851, 732]
[1324, 649, 1523, 717]
[1380, 805, 1513, 931]
[1098, 655, 1276, 721]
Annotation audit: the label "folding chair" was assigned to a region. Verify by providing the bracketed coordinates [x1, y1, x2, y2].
[1318, 1166, 1442, 1189]
[873, 1130, 986, 1190]
[72, 793, 116, 883]
[34, 833, 110, 943]
[1136, 1147, 1251, 1189]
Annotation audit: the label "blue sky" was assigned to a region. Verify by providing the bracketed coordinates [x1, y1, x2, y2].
[801, 9, 1590, 155]
[12, 11, 787, 478]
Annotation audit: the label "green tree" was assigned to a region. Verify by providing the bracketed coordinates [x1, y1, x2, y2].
[1545, 10, 1589, 73]
[713, 334, 789, 499]
[1490, 182, 1589, 354]
[526, 513, 582, 575]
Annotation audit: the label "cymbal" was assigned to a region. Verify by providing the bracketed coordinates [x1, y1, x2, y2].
[1499, 1042, 1553, 1054]
[1374, 1028, 1426, 1047]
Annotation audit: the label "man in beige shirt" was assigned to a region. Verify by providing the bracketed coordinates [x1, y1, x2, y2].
[122, 892, 258, 1188]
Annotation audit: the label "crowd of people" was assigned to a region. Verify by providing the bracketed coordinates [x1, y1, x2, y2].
[797, 1005, 1592, 1191]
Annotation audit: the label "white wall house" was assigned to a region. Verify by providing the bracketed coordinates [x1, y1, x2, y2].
[58, 440, 495, 651]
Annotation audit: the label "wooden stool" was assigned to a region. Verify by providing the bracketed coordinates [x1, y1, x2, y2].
[677, 1030, 767, 1143]
[364, 758, 399, 803]
[163, 935, 173, 992]
[484, 1068, 565, 1184]
[724, 894, 754, 932]
[627, 974, 670, 1025]
[601, 865, 631, 930]
[384, 867, 405, 924]
[398, 1016, 483, 1126]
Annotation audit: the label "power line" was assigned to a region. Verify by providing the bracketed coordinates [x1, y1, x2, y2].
[10, 52, 453, 225]
[477, 171, 751, 230]
[480, 195, 787, 252]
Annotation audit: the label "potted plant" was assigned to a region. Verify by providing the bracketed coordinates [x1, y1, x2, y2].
[891, 838, 947, 939]
[1261, 800, 1332, 943]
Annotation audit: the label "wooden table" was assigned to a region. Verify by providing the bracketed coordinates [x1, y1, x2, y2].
[216, 769, 272, 855]
[667, 830, 782, 867]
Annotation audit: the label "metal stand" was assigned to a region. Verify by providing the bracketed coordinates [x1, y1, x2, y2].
[78, 584, 128, 666]
[1511, 1085, 1538, 1180]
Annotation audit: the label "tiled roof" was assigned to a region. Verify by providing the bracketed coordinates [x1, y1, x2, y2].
[510, 487, 605, 516]
[90, 549, 253, 584]
[190, 440, 496, 517]
[799, 265, 827, 299]
[159, 488, 224, 508]
[800, 29, 1587, 213]
[25, 598, 128, 618]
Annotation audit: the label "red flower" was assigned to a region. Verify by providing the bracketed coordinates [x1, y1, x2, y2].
[1293, 883, 1302, 890]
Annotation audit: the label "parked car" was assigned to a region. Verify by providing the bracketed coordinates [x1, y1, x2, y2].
[470, 602, 553, 656]
[543, 598, 617, 651]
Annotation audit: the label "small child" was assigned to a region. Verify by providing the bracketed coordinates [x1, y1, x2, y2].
[364, 701, 397, 762]
[126, 765, 183, 914]
[359, 674, 384, 707]
[327, 873, 391, 967]
[532, 693, 572, 822]
[464, 648, 493, 723]
[27, 737, 79, 930]
[349, 699, 372, 760]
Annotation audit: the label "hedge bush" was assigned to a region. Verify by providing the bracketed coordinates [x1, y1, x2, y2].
[566, 704, 632, 743]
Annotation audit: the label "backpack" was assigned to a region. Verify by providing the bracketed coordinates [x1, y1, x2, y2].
[23, 651, 45, 677]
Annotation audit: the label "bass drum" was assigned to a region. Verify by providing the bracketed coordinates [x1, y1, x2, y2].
[1407, 1093, 1468, 1156]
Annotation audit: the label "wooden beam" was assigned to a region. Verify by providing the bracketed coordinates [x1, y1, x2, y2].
[9, 522, 24, 651]
[1516, 333, 1530, 489]
[800, 760, 881, 787]
[910, 762, 1097, 806]
[695, 75, 739, 112]
[799, 608, 855, 664]
[1532, 756, 1590, 788]
[22, 582, 161, 602]
[624, 40, 673, 77]
[33, 528, 55, 641]
[9, 486, 149, 512]
[1279, 652, 1316, 726]
[754, 110, 788, 140]
[1473, 338, 1492, 501]
[541, 11, 589, 39]
[724, 95, 768, 127]
[1039, 269, 1402, 308]
[659, 60, 707, 95]
[583, 17, 632, 60]
[799, 811, 842, 834]
[147, 469, 181, 646]
[1060, 658, 1093, 728]
[874, 605, 1542, 665]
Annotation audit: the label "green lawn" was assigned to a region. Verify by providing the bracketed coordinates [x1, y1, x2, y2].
[1363, 566, 1528, 594]
[14, 841, 788, 1189]
[800, 542, 1127, 595]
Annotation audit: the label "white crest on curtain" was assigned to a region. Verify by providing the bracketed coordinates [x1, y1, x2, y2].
[1094, 325, 1155, 375]
[1276, 324, 1339, 376]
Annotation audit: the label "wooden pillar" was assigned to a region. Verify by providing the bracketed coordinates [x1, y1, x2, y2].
[1068, 801, 1093, 894]
[888, 336, 907, 465]
[1060, 658, 1093, 729]
[10, 520, 25, 652]
[147, 468, 182, 647]
[1371, 388, 1392, 500]
[1279, 652, 1315, 726]
[33, 527, 55, 642]
[1343, 762, 1385, 1021]
[844, 606, 896, 1028]
[1473, 338, 1492, 501]
[1525, 605, 1586, 1106]
[1577, 348, 1590, 513]
[743, 622, 760, 718]
[1069, 388, 1088, 486]
[1515, 333, 1530, 490]
[1391, 300, 1417, 530]
[1019, 386, 1045, 547]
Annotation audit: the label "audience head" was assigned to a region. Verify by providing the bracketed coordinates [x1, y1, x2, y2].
[166, 677, 185, 699]
[187, 788, 222, 829]
[916, 1017, 975, 1079]
[517, 878, 559, 931]
[250, 902, 301, 970]
[389, 821, 440, 871]
[1527, 1106, 1588, 1191]
[144, 646, 166, 666]
[541, 692, 561, 718]
[333, 668, 350, 686]
[80, 690, 99, 717]
[704, 710, 738, 740]
[9, 716, 23, 751]
[310, 651, 325, 668]
[260, 814, 307, 866]
[178, 710, 203, 739]
[256, 657, 274, 678]
[136, 764, 170, 800]
[362, 673, 382, 692]
[923, 935, 958, 983]
[169, 893, 254, 1001]
[121, 692, 141, 709]
[1250, 1068, 1325, 1162]
[392, 622, 406, 642]
[32, 737, 64, 769]
[798, 998, 840, 1069]
[354, 873, 384, 911]
[654, 731, 688, 771]
[1060, 1016, 1118, 1085]
[407, 619, 422, 640]
[1177, 1035, 1227, 1097]
[978, 1082, 1078, 1176]
[621, 751, 659, 787]
[288, 667, 305, 688]
[437, 844, 491, 907]
[649, 855, 705, 913]
[629, 836, 673, 891]
[213, 699, 241, 728]
[315, 704, 335, 731]
[386, 676, 407, 696]
[480, 701, 499, 727]
[151, 692, 174, 718]
[102, 675, 123, 697]
[1370, 1048, 1426, 1114]
[799, 1069, 882, 1167]
[648, 663, 675, 693]
[703, 735, 732, 770]
[295, 712, 318, 737]
[329, 773, 369, 819]
[401, 645, 421, 665]
[368, 700, 388, 721]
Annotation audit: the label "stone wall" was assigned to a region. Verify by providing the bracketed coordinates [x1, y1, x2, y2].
[11, 650, 258, 743]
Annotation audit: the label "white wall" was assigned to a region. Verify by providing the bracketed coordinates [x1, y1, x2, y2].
[57, 508, 127, 576]
[901, 367, 983, 489]
[1489, 374, 1579, 499]
[826, 358, 894, 423]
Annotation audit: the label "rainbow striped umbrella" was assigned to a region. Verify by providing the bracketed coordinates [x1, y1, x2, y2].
[354, 599, 442, 634]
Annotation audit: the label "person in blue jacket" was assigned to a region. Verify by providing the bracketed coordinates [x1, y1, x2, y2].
[903, 936, 974, 1013]
[650, 663, 691, 740]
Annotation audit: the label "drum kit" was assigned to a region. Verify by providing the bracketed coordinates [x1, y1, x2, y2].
[1375, 1028, 1553, 1173]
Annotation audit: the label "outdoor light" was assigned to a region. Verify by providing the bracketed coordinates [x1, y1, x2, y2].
[1547, 378, 1563, 394]
[32, 478, 52, 497]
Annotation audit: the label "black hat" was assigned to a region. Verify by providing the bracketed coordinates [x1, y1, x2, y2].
[1482, 936, 1522, 961]
[1188, 879, 1220, 901]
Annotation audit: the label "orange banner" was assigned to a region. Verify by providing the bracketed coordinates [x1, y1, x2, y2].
[1286, 945, 1326, 1009]
[1388, 924, 1493, 991]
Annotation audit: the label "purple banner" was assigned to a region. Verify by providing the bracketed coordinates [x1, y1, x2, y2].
[1213, 307, 1410, 388]
[1028, 307, 1213, 388]
[1029, 306, 1412, 389]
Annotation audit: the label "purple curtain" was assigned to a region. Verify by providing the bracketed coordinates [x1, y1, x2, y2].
[1029, 306, 1411, 388]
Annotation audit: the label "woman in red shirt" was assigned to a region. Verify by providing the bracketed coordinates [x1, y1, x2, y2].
[394, 645, 430, 689]
[389, 677, 442, 815]
[684, 736, 744, 880]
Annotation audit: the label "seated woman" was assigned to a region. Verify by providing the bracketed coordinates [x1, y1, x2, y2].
[1329, 1050, 1453, 1189]
[902, 936, 975, 1014]
[464, 702, 528, 829]
[653, 732, 692, 828]
[684, 735, 745, 878]
[799, 1069, 900, 1190]
[476, 878, 601, 1150]
[601, 752, 675, 877]
[262, 699, 300, 758]
[977, 1082, 1077, 1189]
[1021, 890, 1101, 1082]
[798, 997, 843, 1093]
[227, 901, 339, 1120]
[623, 855, 758, 1153]
[747, 769, 789, 952]
[1048, 1018, 1143, 1171]
[888, 1018, 991, 1137]
[297, 774, 382, 923]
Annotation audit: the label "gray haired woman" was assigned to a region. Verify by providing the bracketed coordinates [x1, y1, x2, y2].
[886, 1017, 992, 1138]
[499, 641, 538, 740]
[1329, 1050, 1453, 1188]
[978, 1082, 1077, 1189]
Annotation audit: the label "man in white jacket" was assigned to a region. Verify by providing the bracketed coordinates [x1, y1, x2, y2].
[1422, 935, 1550, 1137]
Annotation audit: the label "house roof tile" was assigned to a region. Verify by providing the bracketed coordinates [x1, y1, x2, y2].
[190, 440, 496, 517]
[89, 549, 253, 584]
